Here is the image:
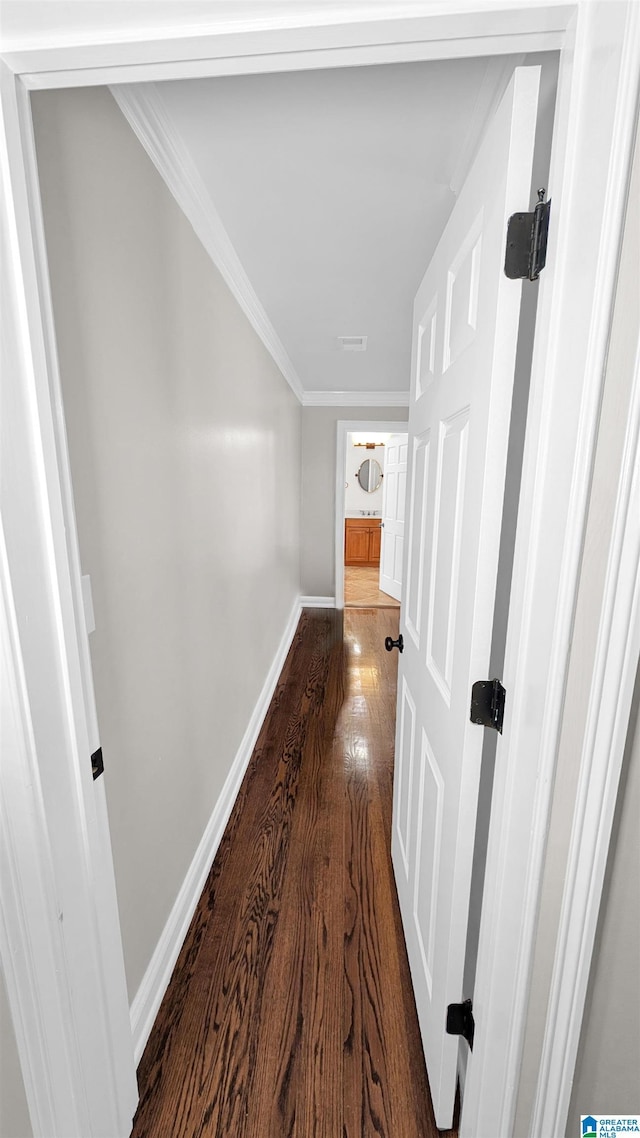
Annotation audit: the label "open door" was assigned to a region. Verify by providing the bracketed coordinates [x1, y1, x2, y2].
[391, 67, 540, 1128]
[379, 434, 407, 601]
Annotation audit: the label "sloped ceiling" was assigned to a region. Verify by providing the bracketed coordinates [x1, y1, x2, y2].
[120, 56, 523, 401]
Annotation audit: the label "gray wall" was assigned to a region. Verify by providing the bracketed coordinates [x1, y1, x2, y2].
[514, 99, 640, 1135]
[0, 970, 32, 1138]
[32, 86, 301, 1001]
[301, 406, 408, 597]
[567, 668, 640, 1128]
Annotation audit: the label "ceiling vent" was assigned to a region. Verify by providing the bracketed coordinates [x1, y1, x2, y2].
[338, 335, 367, 352]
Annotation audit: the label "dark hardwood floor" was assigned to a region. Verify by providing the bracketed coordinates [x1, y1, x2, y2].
[131, 607, 455, 1138]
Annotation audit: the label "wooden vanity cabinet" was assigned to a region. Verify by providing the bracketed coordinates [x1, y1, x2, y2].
[344, 517, 382, 567]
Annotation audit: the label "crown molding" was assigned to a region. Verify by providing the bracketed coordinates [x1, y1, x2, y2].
[111, 83, 305, 404]
[303, 390, 410, 407]
[109, 85, 412, 414]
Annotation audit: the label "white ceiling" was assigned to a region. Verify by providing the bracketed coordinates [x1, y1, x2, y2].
[145, 56, 522, 399]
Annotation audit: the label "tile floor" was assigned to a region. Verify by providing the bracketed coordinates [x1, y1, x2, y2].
[344, 565, 400, 608]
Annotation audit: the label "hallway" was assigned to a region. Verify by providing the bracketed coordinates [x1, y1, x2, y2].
[131, 608, 452, 1138]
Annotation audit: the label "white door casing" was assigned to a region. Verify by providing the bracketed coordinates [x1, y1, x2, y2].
[1, 6, 638, 1138]
[0, 62, 138, 1137]
[379, 434, 407, 601]
[334, 420, 409, 610]
[392, 66, 540, 1128]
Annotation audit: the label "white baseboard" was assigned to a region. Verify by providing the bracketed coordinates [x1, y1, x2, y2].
[129, 594, 303, 1063]
[300, 595, 335, 608]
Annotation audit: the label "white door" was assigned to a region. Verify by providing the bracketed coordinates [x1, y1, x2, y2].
[391, 66, 540, 1128]
[379, 434, 407, 601]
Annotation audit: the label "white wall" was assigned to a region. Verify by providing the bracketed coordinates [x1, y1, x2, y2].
[301, 407, 408, 597]
[345, 439, 386, 515]
[31, 86, 301, 1001]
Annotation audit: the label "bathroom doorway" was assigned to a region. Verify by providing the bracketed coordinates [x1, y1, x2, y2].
[335, 420, 408, 610]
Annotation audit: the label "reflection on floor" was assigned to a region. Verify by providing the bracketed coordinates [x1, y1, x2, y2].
[344, 565, 400, 608]
[130, 609, 452, 1137]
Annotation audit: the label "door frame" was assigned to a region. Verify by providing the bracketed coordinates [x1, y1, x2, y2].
[1, 4, 639, 1137]
[335, 420, 408, 609]
[377, 432, 408, 604]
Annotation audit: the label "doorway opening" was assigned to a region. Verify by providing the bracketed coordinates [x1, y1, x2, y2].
[7, 4, 633, 1133]
[335, 421, 408, 609]
[344, 429, 408, 608]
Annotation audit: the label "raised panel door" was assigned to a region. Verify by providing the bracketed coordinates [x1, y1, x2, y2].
[391, 67, 540, 1127]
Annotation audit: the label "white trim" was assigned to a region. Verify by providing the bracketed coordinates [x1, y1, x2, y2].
[15, 61, 139, 1127]
[0, 523, 83, 1138]
[3, 4, 640, 1136]
[530, 336, 640, 1138]
[111, 83, 305, 405]
[461, 6, 640, 1136]
[130, 593, 303, 1063]
[4, 6, 570, 89]
[1, 57, 138, 1136]
[303, 390, 410, 407]
[17, 34, 567, 91]
[335, 420, 409, 609]
[300, 595, 336, 608]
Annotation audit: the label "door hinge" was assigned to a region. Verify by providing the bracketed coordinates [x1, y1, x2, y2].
[446, 998, 475, 1050]
[470, 678, 506, 734]
[91, 747, 104, 780]
[504, 188, 551, 281]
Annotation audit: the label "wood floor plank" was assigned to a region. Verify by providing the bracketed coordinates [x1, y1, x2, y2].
[131, 608, 455, 1138]
[133, 616, 323, 1137]
[243, 615, 345, 1138]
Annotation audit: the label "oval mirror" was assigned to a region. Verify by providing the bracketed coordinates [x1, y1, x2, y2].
[356, 457, 383, 493]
